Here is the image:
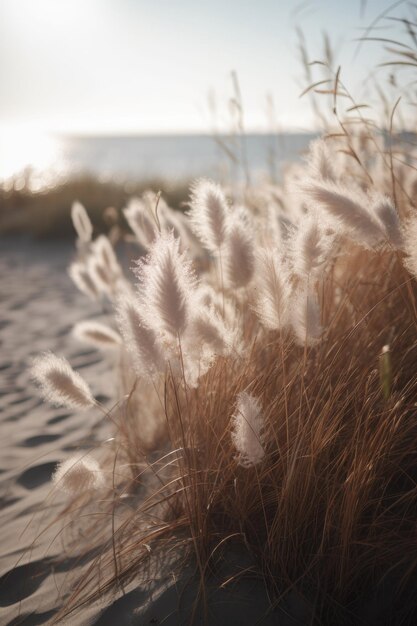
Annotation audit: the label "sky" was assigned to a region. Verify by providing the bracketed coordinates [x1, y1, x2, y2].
[0, 0, 405, 135]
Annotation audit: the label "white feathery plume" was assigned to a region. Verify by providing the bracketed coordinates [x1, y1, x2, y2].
[179, 309, 231, 388]
[371, 194, 403, 248]
[68, 262, 100, 300]
[231, 392, 265, 467]
[307, 138, 336, 182]
[135, 232, 197, 339]
[116, 294, 165, 378]
[291, 286, 322, 346]
[253, 248, 290, 330]
[188, 179, 230, 253]
[30, 353, 95, 409]
[402, 212, 417, 279]
[223, 215, 256, 289]
[72, 321, 121, 350]
[186, 307, 234, 357]
[195, 284, 237, 326]
[180, 302, 242, 387]
[123, 198, 158, 249]
[289, 213, 336, 278]
[299, 179, 385, 246]
[71, 201, 93, 243]
[92, 235, 121, 278]
[86, 235, 124, 298]
[87, 255, 113, 297]
[53, 454, 104, 494]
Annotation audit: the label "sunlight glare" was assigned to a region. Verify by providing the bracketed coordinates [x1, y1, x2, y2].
[0, 127, 59, 187]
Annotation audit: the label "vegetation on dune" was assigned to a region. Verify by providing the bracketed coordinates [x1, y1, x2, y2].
[0, 175, 190, 238]
[27, 3, 417, 624]
[30, 134, 417, 623]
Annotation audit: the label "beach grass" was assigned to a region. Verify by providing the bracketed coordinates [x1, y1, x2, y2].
[22, 5, 417, 623]
[26, 126, 417, 625]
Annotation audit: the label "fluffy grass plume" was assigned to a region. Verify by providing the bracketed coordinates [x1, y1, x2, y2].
[116, 294, 165, 377]
[403, 212, 417, 278]
[72, 321, 121, 350]
[223, 216, 255, 289]
[231, 391, 265, 467]
[299, 179, 385, 246]
[68, 262, 100, 300]
[371, 193, 403, 248]
[71, 201, 93, 243]
[307, 137, 335, 182]
[31, 352, 95, 409]
[134, 231, 197, 338]
[53, 455, 104, 494]
[253, 248, 290, 330]
[123, 198, 157, 249]
[291, 285, 322, 345]
[188, 178, 230, 252]
[187, 306, 234, 358]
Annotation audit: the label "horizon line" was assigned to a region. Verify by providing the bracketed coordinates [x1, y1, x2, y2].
[0, 125, 321, 138]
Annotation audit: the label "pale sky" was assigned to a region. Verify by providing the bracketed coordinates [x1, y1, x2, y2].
[0, 0, 405, 135]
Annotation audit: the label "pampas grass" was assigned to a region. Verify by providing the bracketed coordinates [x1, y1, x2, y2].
[116, 294, 165, 378]
[40, 146, 417, 625]
[291, 285, 322, 345]
[223, 216, 255, 289]
[72, 321, 121, 350]
[371, 193, 403, 248]
[68, 262, 100, 300]
[231, 391, 265, 467]
[188, 179, 230, 253]
[299, 179, 385, 247]
[53, 454, 104, 494]
[123, 198, 157, 250]
[71, 201, 93, 243]
[403, 213, 417, 279]
[187, 306, 234, 358]
[134, 232, 197, 339]
[31, 353, 95, 409]
[289, 212, 334, 279]
[307, 137, 335, 182]
[32, 49, 417, 624]
[253, 248, 290, 330]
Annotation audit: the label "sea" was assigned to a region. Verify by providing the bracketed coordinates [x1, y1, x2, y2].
[0, 132, 316, 190]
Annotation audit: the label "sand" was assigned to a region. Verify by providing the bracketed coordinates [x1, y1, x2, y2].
[0, 237, 308, 625]
[0, 236, 115, 624]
